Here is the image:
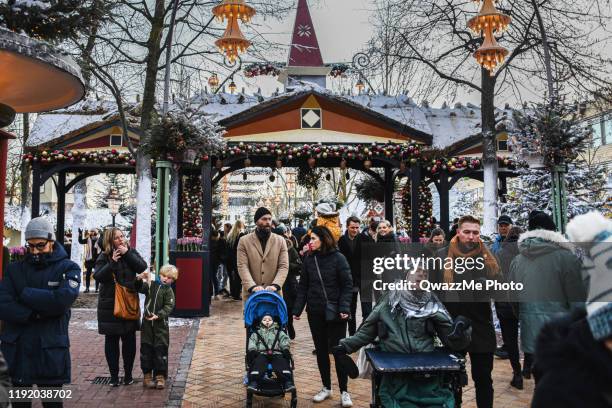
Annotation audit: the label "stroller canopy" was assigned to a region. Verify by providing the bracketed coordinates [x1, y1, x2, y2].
[244, 291, 288, 327]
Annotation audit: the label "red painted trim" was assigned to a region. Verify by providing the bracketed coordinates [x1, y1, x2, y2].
[0, 138, 8, 279]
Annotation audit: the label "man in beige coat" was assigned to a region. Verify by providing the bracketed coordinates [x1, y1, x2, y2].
[237, 207, 289, 302]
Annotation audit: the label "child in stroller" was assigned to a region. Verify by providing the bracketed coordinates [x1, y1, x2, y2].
[244, 291, 298, 408]
[247, 314, 294, 391]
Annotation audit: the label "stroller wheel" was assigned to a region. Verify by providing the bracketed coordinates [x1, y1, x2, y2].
[246, 390, 253, 408]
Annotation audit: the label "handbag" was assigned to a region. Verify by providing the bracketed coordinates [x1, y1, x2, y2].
[313, 256, 340, 322]
[357, 344, 374, 378]
[113, 272, 140, 320]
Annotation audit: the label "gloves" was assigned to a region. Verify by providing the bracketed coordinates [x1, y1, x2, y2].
[331, 344, 347, 356]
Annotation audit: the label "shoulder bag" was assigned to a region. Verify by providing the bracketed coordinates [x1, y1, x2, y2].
[113, 271, 140, 320]
[313, 256, 340, 322]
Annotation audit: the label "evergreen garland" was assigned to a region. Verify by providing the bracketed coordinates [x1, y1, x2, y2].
[297, 166, 323, 190]
[401, 181, 434, 237]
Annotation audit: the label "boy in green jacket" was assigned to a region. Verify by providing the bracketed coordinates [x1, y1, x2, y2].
[135, 264, 178, 390]
[247, 314, 294, 392]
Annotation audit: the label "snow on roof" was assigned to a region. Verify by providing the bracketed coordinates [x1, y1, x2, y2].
[28, 87, 516, 150]
[28, 99, 119, 147]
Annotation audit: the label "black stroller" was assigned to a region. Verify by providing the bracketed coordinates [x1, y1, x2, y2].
[244, 290, 297, 408]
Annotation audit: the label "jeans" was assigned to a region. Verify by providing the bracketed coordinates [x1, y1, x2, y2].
[469, 352, 494, 408]
[104, 332, 136, 380]
[84, 261, 98, 291]
[307, 312, 348, 392]
[348, 290, 372, 336]
[499, 317, 521, 373]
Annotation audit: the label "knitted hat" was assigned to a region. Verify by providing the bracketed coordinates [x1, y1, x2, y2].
[254, 207, 272, 223]
[25, 217, 55, 241]
[528, 210, 556, 231]
[315, 202, 338, 216]
[567, 211, 612, 341]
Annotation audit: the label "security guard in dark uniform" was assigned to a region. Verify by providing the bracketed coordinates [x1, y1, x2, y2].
[0, 217, 80, 408]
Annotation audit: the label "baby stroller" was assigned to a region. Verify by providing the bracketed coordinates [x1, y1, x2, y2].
[244, 291, 297, 408]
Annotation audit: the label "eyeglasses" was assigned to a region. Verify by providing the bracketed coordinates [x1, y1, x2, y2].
[26, 242, 50, 251]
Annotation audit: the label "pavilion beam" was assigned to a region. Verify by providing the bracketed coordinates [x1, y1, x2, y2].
[56, 172, 66, 249]
[31, 161, 41, 219]
[499, 175, 508, 204]
[410, 163, 421, 242]
[438, 170, 450, 235]
[384, 166, 394, 225]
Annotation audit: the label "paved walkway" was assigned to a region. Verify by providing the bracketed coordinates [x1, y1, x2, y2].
[182, 299, 535, 408]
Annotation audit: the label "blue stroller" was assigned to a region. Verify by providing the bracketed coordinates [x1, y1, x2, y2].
[244, 291, 297, 408]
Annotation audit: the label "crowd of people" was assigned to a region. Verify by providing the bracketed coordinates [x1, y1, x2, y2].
[0, 203, 610, 408]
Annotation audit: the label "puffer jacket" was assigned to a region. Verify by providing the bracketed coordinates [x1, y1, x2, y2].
[509, 229, 586, 353]
[293, 250, 352, 317]
[247, 322, 290, 354]
[94, 248, 148, 335]
[0, 243, 80, 385]
[340, 293, 470, 354]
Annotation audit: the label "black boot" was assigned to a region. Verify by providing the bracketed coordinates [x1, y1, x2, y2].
[511, 372, 524, 389]
[522, 366, 531, 379]
[284, 380, 296, 391]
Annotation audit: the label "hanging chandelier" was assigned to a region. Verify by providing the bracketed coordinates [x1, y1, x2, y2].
[208, 73, 219, 90]
[212, 0, 255, 24]
[468, 0, 511, 73]
[213, 0, 255, 63]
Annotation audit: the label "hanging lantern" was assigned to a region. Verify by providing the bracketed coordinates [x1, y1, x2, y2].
[242, 172, 248, 180]
[244, 157, 251, 167]
[468, 0, 511, 73]
[340, 158, 347, 170]
[215, 16, 252, 63]
[212, 0, 256, 24]
[208, 73, 220, 90]
[269, 174, 276, 182]
[467, 0, 511, 35]
[400, 161, 407, 172]
[345, 171, 350, 180]
[276, 159, 283, 169]
[215, 158, 223, 169]
[325, 173, 331, 181]
[307, 157, 316, 168]
[363, 159, 372, 170]
[473, 26, 509, 73]
[355, 78, 365, 93]
[229, 79, 238, 94]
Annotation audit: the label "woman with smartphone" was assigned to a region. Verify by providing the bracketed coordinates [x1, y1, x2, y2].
[94, 227, 147, 387]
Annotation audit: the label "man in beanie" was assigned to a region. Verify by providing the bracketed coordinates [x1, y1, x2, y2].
[0, 217, 81, 406]
[509, 210, 586, 380]
[237, 208, 288, 304]
[532, 211, 612, 407]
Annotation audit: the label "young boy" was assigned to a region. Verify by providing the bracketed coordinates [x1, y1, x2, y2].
[135, 264, 178, 389]
[247, 314, 294, 391]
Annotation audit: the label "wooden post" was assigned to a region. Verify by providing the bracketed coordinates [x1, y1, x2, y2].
[56, 172, 66, 248]
[384, 166, 394, 224]
[410, 163, 421, 242]
[200, 161, 212, 316]
[31, 161, 41, 219]
[439, 170, 450, 234]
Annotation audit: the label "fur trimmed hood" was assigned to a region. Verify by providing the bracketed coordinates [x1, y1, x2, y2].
[518, 229, 575, 256]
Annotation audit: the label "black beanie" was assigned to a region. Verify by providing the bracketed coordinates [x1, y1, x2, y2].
[254, 207, 272, 223]
[528, 210, 556, 231]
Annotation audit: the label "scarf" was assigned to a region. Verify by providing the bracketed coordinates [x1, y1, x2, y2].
[388, 285, 449, 319]
[444, 235, 500, 284]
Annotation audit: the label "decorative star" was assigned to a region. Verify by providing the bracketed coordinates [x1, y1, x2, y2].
[297, 24, 312, 37]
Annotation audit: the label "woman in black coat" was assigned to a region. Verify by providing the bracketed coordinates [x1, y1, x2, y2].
[94, 227, 148, 387]
[293, 226, 353, 405]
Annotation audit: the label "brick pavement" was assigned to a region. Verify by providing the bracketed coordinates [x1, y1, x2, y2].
[23, 308, 198, 408]
[182, 299, 535, 408]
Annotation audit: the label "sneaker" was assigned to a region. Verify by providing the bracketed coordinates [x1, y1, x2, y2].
[341, 391, 353, 407]
[522, 366, 532, 379]
[109, 377, 120, 387]
[123, 375, 134, 385]
[313, 387, 332, 403]
[510, 372, 524, 390]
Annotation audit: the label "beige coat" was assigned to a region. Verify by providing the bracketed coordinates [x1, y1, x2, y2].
[237, 232, 289, 300]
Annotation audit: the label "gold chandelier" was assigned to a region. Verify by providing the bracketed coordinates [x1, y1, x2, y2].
[212, 0, 255, 63]
[212, 0, 255, 24]
[468, 0, 511, 73]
